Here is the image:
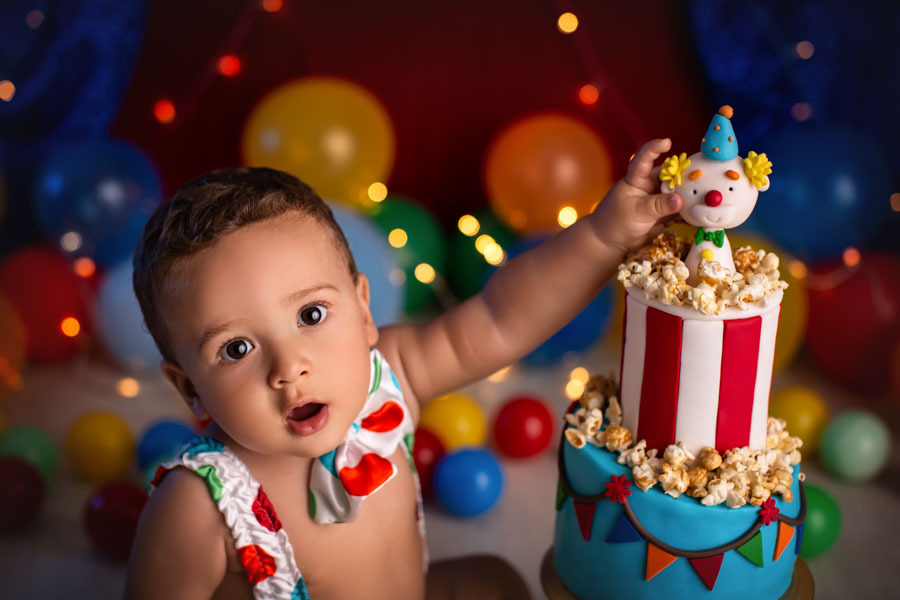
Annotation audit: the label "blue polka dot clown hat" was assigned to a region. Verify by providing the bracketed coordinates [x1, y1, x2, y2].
[701, 105, 738, 161]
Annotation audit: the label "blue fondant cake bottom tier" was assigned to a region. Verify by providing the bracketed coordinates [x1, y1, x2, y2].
[552, 438, 805, 599]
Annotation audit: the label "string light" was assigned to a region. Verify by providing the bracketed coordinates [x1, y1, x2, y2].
[117, 377, 141, 398]
[487, 365, 512, 382]
[795, 41, 815, 59]
[60, 231, 82, 252]
[842, 247, 861, 267]
[368, 182, 388, 202]
[558, 206, 578, 228]
[788, 260, 807, 280]
[483, 242, 505, 265]
[790, 102, 812, 122]
[61, 317, 81, 337]
[388, 228, 408, 248]
[73, 257, 96, 279]
[565, 378, 585, 400]
[218, 55, 241, 76]
[0, 81, 15, 102]
[475, 234, 495, 254]
[557, 12, 578, 34]
[578, 84, 599, 105]
[154, 100, 176, 124]
[25, 10, 44, 28]
[457, 215, 480, 236]
[414, 263, 436, 284]
[570, 366, 589, 384]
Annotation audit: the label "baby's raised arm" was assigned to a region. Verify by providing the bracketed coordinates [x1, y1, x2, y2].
[379, 139, 682, 405]
[125, 469, 230, 599]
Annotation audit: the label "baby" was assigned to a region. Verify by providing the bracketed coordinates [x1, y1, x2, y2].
[125, 138, 682, 599]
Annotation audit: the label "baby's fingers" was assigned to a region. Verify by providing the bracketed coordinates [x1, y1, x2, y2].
[635, 192, 682, 224]
[625, 138, 671, 193]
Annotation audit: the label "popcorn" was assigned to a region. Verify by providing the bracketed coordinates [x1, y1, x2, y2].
[632, 462, 659, 492]
[733, 245, 760, 274]
[605, 396, 623, 427]
[600, 424, 632, 452]
[659, 463, 690, 498]
[686, 466, 709, 498]
[617, 439, 649, 469]
[663, 442, 695, 469]
[697, 447, 723, 471]
[579, 374, 617, 411]
[702, 478, 733, 506]
[565, 428, 586, 449]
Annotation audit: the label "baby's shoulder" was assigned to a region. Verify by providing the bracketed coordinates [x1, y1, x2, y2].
[145, 466, 228, 545]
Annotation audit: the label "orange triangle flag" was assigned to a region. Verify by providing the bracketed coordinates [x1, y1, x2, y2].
[773, 521, 795, 561]
[645, 543, 678, 580]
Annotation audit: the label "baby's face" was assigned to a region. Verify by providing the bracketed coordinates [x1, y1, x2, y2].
[163, 212, 377, 458]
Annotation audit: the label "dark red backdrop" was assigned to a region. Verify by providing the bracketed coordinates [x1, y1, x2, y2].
[110, 0, 711, 227]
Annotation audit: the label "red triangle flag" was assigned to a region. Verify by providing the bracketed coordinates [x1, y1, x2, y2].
[688, 554, 724, 591]
[645, 543, 678, 580]
[573, 501, 596, 542]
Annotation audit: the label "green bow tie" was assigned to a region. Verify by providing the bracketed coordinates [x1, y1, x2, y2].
[696, 227, 725, 248]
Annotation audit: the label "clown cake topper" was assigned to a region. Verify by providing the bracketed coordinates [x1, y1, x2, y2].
[659, 105, 773, 284]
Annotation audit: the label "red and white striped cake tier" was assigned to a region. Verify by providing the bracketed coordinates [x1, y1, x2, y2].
[619, 287, 783, 456]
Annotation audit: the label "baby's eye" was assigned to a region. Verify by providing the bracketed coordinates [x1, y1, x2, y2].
[299, 304, 328, 326]
[220, 338, 254, 362]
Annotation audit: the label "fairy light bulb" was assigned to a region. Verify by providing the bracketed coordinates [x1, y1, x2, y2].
[570, 367, 589, 384]
[557, 12, 578, 34]
[388, 228, 408, 248]
[368, 182, 388, 202]
[558, 206, 578, 228]
[414, 263, 436, 284]
[565, 379, 585, 400]
[61, 317, 81, 337]
[457, 214, 480, 236]
[117, 378, 141, 398]
[578, 84, 599, 105]
[475, 234, 495, 254]
[0, 81, 15, 102]
[154, 100, 176, 124]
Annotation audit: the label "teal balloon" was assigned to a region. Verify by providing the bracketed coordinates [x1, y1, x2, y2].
[0, 426, 58, 481]
[821, 410, 891, 483]
[369, 196, 446, 315]
[799, 484, 841, 558]
[447, 209, 518, 299]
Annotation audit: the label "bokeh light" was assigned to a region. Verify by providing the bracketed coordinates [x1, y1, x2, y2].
[483, 242, 505, 266]
[388, 228, 408, 248]
[218, 55, 241, 76]
[414, 263, 436, 284]
[262, 0, 283, 12]
[558, 206, 578, 228]
[570, 366, 589, 384]
[61, 317, 81, 338]
[457, 214, 480, 236]
[116, 378, 141, 398]
[60, 231, 83, 252]
[842, 247, 861, 267]
[25, 10, 44, 28]
[578, 84, 599, 105]
[73, 258, 96, 279]
[565, 378, 585, 400]
[795, 41, 815, 59]
[154, 100, 176, 124]
[475, 234, 495, 254]
[368, 182, 388, 202]
[557, 12, 578, 34]
[791, 102, 813, 121]
[0, 81, 15, 102]
[789, 260, 807, 280]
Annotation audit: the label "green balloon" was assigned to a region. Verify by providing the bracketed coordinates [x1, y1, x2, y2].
[821, 410, 890, 483]
[799, 484, 841, 558]
[0, 425, 58, 480]
[369, 196, 446, 315]
[447, 209, 518, 300]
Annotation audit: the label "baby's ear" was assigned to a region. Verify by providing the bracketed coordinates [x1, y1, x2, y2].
[355, 273, 380, 347]
[161, 361, 210, 420]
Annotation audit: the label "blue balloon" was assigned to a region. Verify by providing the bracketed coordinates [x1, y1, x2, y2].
[329, 202, 404, 327]
[501, 237, 613, 366]
[433, 448, 504, 518]
[752, 125, 891, 260]
[33, 137, 161, 267]
[94, 260, 162, 372]
[137, 420, 196, 471]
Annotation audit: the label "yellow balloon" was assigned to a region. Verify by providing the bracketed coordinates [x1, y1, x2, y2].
[65, 412, 134, 484]
[242, 77, 395, 207]
[769, 386, 829, 453]
[485, 114, 613, 234]
[419, 392, 487, 450]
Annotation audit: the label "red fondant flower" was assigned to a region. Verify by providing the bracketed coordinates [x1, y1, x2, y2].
[605, 473, 632, 504]
[758, 498, 780, 526]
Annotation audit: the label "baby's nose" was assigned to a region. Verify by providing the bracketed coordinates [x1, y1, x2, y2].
[704, 190, 723, 207]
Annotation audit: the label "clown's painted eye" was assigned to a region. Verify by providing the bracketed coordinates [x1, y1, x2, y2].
[728, 187, 734, 192]
[299, 304, 328, 326]
[693, 190, 698, 195]
[220, 339, 254, 362]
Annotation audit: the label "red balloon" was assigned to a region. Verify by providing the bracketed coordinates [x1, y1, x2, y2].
[890, 336, 900, 399]
[806, 253, 900, 395]
[412, 427, 445, 496]
[0, 457, 45, 532]
[0, 245, 93, 362]
[83, 481, 148, 560]
[493, 395, 554, 458]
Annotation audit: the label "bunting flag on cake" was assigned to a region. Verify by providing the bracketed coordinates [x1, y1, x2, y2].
[645, 543, 678, 580]
[736, 531, 765, 567]
[606, 512, 642, 543]
[573, 501, 596, 542]
[688, 554, 725, 591]
[794, 522, 805, 556]
[556, 480, 567, 510]
[773, 521, 795, 561]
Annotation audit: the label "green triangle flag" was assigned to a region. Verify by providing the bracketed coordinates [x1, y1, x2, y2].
[736, 531, 765, 568]
[555, 479, 567, 510]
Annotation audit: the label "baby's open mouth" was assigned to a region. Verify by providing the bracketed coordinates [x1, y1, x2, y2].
[288, 403, 323, 422]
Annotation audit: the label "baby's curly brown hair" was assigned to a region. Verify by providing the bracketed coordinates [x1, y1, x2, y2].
[133, 167, 357, 365]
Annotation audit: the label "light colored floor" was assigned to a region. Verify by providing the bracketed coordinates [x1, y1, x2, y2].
[1, 339, 898, 599]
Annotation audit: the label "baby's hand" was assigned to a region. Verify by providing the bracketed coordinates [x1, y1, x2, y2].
[589, 138, 683, 255]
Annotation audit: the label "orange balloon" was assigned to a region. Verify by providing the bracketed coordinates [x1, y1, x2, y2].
[0, 294, 26, 396]
[242, 77, 395, 208]
[485, 114, 613, 234]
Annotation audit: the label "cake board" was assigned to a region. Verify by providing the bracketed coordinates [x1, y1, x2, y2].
[540, 548, 814, 600]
